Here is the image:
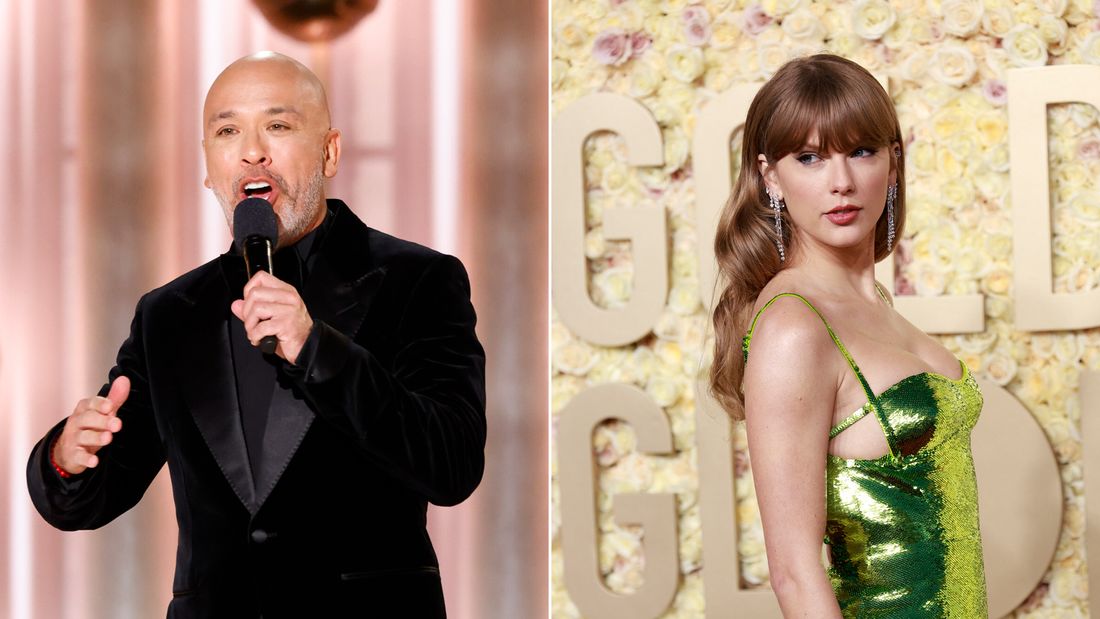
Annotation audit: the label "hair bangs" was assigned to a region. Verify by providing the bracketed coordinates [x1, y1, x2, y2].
[761, 65, 898, 161]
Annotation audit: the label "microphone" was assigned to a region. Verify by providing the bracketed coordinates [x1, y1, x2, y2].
[233, 197, 279, 355]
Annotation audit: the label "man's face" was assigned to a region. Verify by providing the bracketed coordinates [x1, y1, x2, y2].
[202, 58, 340, 248]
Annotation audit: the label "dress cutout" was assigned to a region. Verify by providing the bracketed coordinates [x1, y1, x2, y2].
[743, 292, 988, 618]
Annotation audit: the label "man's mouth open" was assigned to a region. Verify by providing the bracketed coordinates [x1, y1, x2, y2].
[240, 180, 277, 204]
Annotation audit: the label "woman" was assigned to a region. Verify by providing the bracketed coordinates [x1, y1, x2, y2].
[710, 54, 988, 616]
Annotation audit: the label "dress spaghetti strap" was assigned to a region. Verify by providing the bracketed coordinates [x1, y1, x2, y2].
[742, 293, 895, 448]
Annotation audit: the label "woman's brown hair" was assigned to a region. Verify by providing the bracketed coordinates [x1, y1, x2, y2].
[709, 54, 906, 420]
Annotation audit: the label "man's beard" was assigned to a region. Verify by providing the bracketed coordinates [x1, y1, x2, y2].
[215, 170, 325, 248]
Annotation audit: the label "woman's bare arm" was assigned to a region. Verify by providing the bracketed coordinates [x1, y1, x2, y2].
[742, 297, 843, 617]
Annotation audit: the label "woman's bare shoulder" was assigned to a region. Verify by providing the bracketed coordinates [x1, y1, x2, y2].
[742, 291, 841, 425]
[745, 290, 837, 371]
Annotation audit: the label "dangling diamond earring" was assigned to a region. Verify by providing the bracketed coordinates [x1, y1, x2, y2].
[886, 183, 897, 252]
[768, 190, 786, 262]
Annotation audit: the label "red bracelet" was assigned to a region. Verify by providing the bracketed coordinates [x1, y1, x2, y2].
[49, 440, 72, 479]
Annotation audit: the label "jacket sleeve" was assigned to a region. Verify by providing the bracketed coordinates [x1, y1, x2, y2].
[290, 254, 487, 506]
[26, 295, 167, 530]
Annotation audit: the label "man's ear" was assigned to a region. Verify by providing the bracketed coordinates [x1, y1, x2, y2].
[201, 139, 212, 188]
[757, 153, 780, 198]
[322, 129, 341, 178]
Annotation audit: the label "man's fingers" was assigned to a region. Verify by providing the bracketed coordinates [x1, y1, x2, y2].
[243, 270, 291, 296]
[231, 299, 245, 321]
[76, 410, 121, 432]
[244, 302, 281, 333]
[248, 317, 283, 347]
[106, 376, 130, 410]
[77, 429, 113, 448]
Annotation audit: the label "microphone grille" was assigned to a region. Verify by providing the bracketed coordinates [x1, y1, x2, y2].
[232, 198, 279, 250]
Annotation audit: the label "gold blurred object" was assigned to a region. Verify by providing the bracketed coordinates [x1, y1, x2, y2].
[251, 0, 379, 42]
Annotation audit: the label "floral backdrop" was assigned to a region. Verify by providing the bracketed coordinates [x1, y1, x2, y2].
[551, 0, 1100, 616]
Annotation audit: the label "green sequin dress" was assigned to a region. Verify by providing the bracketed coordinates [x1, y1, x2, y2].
[743, 293, 988, 618]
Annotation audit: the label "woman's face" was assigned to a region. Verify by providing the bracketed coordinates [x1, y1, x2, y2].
[759, 130, 897, 256]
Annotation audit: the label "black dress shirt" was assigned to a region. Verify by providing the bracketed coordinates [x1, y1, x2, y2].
[229, 207, 335, 482]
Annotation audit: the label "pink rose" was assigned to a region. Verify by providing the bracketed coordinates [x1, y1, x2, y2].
[981, 79, 1008, 106]
[683, 6, 709, 23]
[894, 238, 913, 268]
[630, 31, 653, 57]
[592, 28, 633, 66]
[1078, 138, 1100, 160]
[741, 4, 774, 36]
[683, 7, 712, 45]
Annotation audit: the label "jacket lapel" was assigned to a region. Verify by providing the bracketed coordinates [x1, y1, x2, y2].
[252, 200, 386, 511]
[175, 258, 258, 512]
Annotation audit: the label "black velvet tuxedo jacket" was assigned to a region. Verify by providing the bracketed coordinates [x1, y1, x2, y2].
[27, 200, 486, 618]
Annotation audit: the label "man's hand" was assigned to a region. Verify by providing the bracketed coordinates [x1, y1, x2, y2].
[230, 270, 314, 364]
[54, 376, 129, 475]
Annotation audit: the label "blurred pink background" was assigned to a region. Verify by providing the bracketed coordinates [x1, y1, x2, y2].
[0, 1, 546, 617]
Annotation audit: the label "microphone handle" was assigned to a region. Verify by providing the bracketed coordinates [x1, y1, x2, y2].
[242, 236, 280, 355]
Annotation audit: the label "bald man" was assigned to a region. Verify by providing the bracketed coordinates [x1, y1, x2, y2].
[27, 52, 486, 618]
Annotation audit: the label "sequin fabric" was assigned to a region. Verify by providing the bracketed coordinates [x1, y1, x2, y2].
[743, 293, 988, 617]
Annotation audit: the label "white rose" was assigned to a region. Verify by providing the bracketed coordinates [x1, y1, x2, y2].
[584, 228, 606, 259]
[553, 340, 601, 376]
[899, 50, 929, 82]
[669, 284, 701, 315]
[646, 375, 683, 407]
[941, 0, 983, 36]
[652, 310, 682, 341]
[593, 420, 636, 468]
[602, 3, 647, 31]
[950, 245, 982, 276]
[663, 127, 691, 172]
[851, 0, 897, 40]
[628, 58, 663, 98]
[654, 339, 684, 368]
[1037, 15, 1068, 53]
[705, 0, 736, 12]
[666, 43, 705, 83]
[981, 7, 1015, 37]
[973, 173, 1008, 201]
[1068, 103, 1099, 127]
[1068, 191, 1100, 226]
[710, 13, 743, 49]
[928, 42, 977, 87]
[1081, 31, 1100, 64]
[941, 177, 976, 208]
[600, 160, 638, 194]
[757, 43, 790, 79]
[781, 7, 825, 40]
[1003, 25, 1049, 67]
[1035, 0, 1068, 15]
[912, 263, 948, 296]
[761, 0, 806, 17]
[955, 331, 998, 354]
[984, 144, 1011, 172]
[1063, 259, 1097, 293]
[984, 352, 1018, 385]
[592, 265, 634, 307]
[551, 375, 585, 414]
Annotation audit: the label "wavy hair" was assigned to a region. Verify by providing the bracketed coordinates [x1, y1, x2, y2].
[709, 54, 906, 420]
